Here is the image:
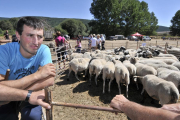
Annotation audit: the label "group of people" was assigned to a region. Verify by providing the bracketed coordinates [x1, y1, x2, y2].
[88, 34, 105, 51]
[0, 16, 180, 120]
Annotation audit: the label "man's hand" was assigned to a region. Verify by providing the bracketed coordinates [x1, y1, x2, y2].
[35, 63, 56, 80]
[161, 103, 180, 114]
[29, 90, 51, 109]
[110, 95, 129, 112]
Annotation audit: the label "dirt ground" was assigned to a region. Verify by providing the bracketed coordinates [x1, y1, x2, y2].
[45, 39, 176, 120]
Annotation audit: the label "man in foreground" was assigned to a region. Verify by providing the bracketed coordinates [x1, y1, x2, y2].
[0, 17, 55, 120]
[110, 95, 180, 120]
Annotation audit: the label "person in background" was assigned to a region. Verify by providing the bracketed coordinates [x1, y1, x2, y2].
[110, 95, 180, 120]
[0, 17, 55, 120]
[91, 34, 97, 51]
[88, 34, 92, 50]
[101, 34, 105, 50]
[96, 34, 101, 50]
[4, 30, 10, 40]
[76, 35, 82, 53]
[12, 34, 18, 42]
[55, 31, 68, 69]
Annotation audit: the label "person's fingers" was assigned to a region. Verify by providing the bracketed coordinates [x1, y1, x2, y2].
[38, 100, 51, 109]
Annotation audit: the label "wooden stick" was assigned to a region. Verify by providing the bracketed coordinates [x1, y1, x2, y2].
[45, 87, 53, 120]
[51, 101, 121, 113]
[5, 69, 10, 80]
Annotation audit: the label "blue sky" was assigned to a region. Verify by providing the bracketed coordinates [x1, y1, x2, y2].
[0, 0, 179, 27]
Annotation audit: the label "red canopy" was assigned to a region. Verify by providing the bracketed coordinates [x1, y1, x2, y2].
[131, 32, 143, 36]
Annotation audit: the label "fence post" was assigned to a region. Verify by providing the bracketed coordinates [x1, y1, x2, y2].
[177, 41, 178, 48]
[156, 40, 157, 46]
[125, 41, 128, 49]
[136, 41, 138, 49]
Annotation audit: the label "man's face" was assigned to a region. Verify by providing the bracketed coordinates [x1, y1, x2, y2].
[16, 25, 44, 58]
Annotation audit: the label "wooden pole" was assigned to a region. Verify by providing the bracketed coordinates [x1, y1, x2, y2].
[125, 41, 128, 49]
[177, 41, 178, 48]
[45, 87, 53, 120]
[51, 101, 121, 113]
[156, 40, 157, 46]
[5, 69, 10, 80]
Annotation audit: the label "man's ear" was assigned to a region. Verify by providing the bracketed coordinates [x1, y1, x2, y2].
[16, 31, 20, 41]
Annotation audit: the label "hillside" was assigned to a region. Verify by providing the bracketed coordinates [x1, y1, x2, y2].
[0, 17, 170, 32]
[0, 17, 91, 28]
[156, 25, 170, 32]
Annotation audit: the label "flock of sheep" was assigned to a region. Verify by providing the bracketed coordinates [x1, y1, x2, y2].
[65, 46, 180, 106]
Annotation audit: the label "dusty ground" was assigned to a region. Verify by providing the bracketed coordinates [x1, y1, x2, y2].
[44, 39, 177, 120]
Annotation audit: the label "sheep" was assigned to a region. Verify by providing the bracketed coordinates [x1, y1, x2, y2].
[140, 75, 179, 105]
[114, 60, 130, 98]
[123, 60, 136, 78]
[141, 62, 179, 71]
[83, 52, 92, 59]
[157, 68, 180, 91]
[102, 61, 115, 94]
[172, 62, 180, 70]
[134, 62, 157, 90]
[89, 58, 107, 86]
[138, 59, 179, 71]
[67, 58, 90, 81]
[69, 53, 83, 60]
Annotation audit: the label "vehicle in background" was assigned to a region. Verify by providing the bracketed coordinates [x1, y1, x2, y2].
[115, 35, 127, 40]
[83, 36, 90, 40]
[109, 36, 118, 40]
[44, 30, 54, 41]
[129, 36, 138, 41]
[143, 36, 151, 41]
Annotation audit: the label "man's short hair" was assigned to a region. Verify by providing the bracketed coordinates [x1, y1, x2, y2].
[16, 17, 44, 35]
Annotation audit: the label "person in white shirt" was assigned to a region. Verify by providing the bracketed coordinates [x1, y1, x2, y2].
[101, 34, 105, 50]
[91, 34, 97, 51]
[96, 34, 101, 50]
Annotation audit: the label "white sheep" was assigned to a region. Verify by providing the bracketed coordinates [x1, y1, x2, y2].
[114, 60, 130, 98]
[157, 68, 180, 91]
[89, 58, 107, 86]
[102, 61, 115, 94]
[67, 58, 90, 81]
[135, 62, 157, 90]
[123, 60, 136, 78]
[172, 62, 180, 70]
[140, 75, 179, 105]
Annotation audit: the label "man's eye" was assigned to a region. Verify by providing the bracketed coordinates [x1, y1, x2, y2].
[28, 34, 33, 37]
[38, 35, 43, 39]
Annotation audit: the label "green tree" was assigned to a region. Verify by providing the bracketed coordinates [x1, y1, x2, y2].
[9, 18, 19, 30]
[60, 19, 88, 37]
[54, 25, 68, 35]
[89, 0, 158, 37]
[0, 20, 13, 30]
[0, 28, 3, 35]
[170, 10, 180, 36]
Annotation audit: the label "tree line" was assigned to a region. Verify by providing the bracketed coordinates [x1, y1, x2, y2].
[0, 0, 179, 37]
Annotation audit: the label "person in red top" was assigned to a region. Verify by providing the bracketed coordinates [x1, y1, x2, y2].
[55, 31, 68, 69]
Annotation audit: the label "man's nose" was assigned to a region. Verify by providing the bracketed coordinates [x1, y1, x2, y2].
[32, 36, 38, 45]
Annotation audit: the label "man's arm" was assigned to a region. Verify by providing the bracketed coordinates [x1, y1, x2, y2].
[0, 83, 51, 109]
[0, 63, 55, 91]
[110, 95, 180, 120]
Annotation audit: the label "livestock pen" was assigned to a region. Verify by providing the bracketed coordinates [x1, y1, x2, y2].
[43, 39, 180, 120]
